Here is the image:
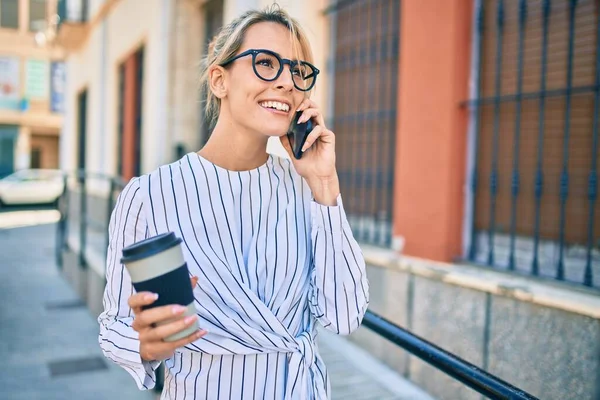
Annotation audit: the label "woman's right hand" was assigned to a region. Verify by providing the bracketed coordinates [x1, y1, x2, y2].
[128, 276, 208, 362]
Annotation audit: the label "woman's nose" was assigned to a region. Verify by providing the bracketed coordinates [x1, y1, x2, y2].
[275, 65, 295, 91]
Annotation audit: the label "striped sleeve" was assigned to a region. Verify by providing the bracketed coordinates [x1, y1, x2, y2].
[98, 177, 161, 390]
[308, 194, 370, 335]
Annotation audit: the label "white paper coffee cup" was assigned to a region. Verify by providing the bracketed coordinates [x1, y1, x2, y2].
[121, 232, 199, 342]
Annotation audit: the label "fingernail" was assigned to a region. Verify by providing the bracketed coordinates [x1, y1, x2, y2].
[197, 329, 208, 337]
[172, 305, 186, 314]
[145, 293, 158, 301]
[184, 315, 197, 324]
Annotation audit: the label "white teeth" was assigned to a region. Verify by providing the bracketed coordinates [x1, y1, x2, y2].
[260, 101, 289, 112]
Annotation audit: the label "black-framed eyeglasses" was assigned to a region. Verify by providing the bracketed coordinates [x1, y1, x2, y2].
[219, 49, 320, 92]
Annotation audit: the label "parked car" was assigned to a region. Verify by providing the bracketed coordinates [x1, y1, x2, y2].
[0, 169, 65, 206]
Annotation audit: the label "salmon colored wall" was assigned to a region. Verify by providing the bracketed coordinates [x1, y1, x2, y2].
[122, 55, 138, 181]
[393, 0, 473, 262]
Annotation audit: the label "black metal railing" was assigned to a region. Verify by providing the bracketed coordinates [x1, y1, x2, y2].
[56, 170, 541, 399]
[326, 0, 400, 248]
[55, 171, 127, 270]
[55, 171, 166, 391]
[464, 0, 599, 290]
[363, 311, 539, 400]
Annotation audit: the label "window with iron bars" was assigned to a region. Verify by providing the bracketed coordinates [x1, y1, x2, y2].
[465, 0, 600, 290]
[327, 0, 400, 247]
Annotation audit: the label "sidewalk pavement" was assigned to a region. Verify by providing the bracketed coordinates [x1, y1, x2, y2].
[0, 210, 434, 400]
[0, 219, 152, 400]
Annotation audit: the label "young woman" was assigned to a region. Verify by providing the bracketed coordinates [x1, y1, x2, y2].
[98, 5, 369, 399]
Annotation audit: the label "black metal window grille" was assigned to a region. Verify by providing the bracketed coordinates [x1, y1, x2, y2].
[328, 0, 400, 247]
[465, 0, 600, 289]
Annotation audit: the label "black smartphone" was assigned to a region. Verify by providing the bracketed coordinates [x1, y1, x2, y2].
[287, 110, 314, 159]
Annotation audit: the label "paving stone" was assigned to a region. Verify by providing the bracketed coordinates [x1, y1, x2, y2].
[0, 221, 153, 400]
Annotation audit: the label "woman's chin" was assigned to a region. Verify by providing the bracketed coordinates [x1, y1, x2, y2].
[260, 126, 290, 138]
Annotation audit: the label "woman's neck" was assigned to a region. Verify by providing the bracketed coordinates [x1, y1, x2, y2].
[198, 118, 270, 171]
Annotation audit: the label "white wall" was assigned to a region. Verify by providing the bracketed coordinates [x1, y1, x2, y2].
[223, 0, 259, 27]
[62, 0, 167, 178]
[86, 22, 104, 175]
[88, 0, 106, 18]
[61, 26, 96, 173]
[106, 0, 166, 174]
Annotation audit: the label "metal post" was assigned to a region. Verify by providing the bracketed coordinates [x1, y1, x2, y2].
[361, 0, 373, 244]
[374, 0, 386, 246]
[154, 363, 165, 393]
[584, 0, 600, 287]
[557, 0, 578, 281]
[384, 0, 400, 247]
[349, 1, 360, 239]
[487, 0, 505, 266]
[532, 0, 551, 276]
[55, 173, 69, 269]
[468, 0, 485, 262]
[508, 0, 527, 271]
[105, 178, 116, 259]
[79, 171, 87, 269]
[355, 1, 367, 243]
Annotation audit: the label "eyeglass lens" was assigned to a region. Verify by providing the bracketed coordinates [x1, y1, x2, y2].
[253, 51, 315, 91]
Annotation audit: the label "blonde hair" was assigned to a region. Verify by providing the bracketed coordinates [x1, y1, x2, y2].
[199, 4, 315, 129]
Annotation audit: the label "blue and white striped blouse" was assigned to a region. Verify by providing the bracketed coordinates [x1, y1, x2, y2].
[98, 152, 370, 399]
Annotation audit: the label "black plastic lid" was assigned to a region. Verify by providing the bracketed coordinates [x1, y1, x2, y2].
[121, 231, 182, 264]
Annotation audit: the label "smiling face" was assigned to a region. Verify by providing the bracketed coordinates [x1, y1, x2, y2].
[214, 22, 310, 138]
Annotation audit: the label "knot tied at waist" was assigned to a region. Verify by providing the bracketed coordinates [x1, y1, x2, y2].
[283, 330, 327, 399]
[294, 331, 316, 369]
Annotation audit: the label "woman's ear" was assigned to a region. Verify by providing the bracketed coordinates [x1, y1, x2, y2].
[209, 66, 227, 99]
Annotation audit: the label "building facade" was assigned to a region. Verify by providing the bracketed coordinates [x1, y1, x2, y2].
[0, 0, 65, 177]
[56, 1, 600, 399]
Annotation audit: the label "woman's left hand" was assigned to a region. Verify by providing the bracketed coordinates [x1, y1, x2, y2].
[279, 99, 340, 205]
